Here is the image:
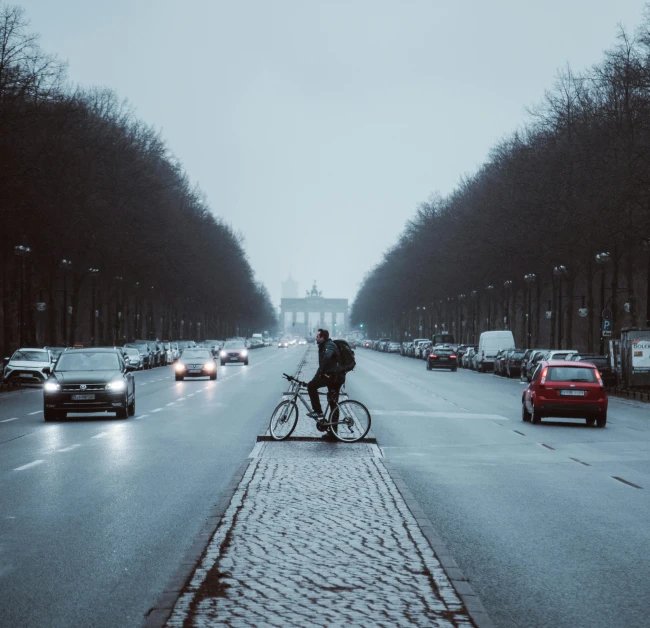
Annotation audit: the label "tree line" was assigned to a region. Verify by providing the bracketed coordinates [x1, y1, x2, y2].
[0, 5, 276, 356]
[352, 8, 650, 353]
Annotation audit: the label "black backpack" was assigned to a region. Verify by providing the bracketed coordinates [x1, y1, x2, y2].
[333, 339, 356, 373]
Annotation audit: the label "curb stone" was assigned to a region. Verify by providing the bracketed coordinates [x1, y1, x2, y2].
[143, 458, 254, 628]
[381, 459, 495, 628]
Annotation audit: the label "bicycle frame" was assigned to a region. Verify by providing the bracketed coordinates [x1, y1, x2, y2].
[286, 388, 341, 428]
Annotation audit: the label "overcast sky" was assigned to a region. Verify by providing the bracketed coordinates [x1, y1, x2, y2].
[17, 0, 648, 308]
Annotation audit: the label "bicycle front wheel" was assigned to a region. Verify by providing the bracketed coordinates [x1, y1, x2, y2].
[269, 400, 299, 441]
[331, 400, 372, 443]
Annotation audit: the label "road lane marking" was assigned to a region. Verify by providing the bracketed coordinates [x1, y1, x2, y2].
[14, 460, 44, 471]
[612, 476, 643, 489]
[151, 408, 163, 413]
[370, 410, 509, 420]
[29, 411, 43, 415]
[177, 397, 186, 401]
[1, 418, 19, 423]
[166, 402, 176, 406]
[92, 432, 109, 439]
[58, 444, 82, 452]
[134, 414, 149, 420]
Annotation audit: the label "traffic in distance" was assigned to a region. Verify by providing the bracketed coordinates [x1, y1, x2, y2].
[364, 330, 612, 427]
[0, 334, 301, 421]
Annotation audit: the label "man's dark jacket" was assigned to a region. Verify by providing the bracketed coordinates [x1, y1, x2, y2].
[316, 339, 341, 376]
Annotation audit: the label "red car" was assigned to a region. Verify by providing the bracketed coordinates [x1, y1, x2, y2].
[522, 360, 608, 427]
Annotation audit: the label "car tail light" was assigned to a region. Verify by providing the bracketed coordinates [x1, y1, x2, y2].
[430, 354, 437, 359]
[594, 369, 604, 387]
[540, 367, 548, 385]
[510, 359, 515, 364]
[450, 355, 456, 359]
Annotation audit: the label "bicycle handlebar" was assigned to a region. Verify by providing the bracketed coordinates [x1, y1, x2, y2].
[283, 373, 307, 387]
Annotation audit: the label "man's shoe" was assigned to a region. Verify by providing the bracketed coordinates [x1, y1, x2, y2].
[322, 430, 337, 441]
[307, 410, 324, 419]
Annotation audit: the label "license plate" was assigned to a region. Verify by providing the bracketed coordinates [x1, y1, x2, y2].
[439, 357, 448, 360]
[189, 369, 201, 374]
[560, 390, 585, 397]
[230, 357, 239, 361]
[72, 394, 95, 400]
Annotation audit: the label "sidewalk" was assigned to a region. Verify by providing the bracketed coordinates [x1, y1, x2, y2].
[149, 347, 490, 627]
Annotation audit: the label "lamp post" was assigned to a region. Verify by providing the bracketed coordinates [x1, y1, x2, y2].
[524, 273, 537, 349]
[457, 294, 466, 342]
[470, 290, 478, 342]
[486, 285, 494, 330]
[642, 240, 650, 327]
[59, 258, 72, 345]
[503, 280, 513, 330]
[553, 265, 568, 348]
[595, 252, 611, 353]
[14, 245, 32, 346]
[113, 276, 123, 345]
[88, 268, 100, 345]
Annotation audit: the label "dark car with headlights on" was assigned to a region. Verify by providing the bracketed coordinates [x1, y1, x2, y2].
[42, 348, 136, 421]
[426, 346, 458, 371]
[220, 340, 249, 365]
[174, 348, 217, 380]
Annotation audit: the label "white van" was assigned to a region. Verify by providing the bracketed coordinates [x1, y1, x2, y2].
[477, 331, 515, 372]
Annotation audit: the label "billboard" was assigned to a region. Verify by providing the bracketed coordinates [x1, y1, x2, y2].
[631, 337, 650, 374]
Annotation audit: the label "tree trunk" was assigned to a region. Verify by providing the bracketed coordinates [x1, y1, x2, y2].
[587, 259, 594, 353]
[566, 275, 575, 350]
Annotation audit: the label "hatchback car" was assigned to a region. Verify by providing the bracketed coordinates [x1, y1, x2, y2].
[42, 348, 136, 420]
[426, 346, 458, 371]
[522, 360, 608, 427]
[175, 348, 218, 380]
[220, 340, 249, 365]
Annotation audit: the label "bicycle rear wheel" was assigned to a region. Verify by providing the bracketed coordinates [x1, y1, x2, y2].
[269, 400, 299, 441]
[331, 400, 371, 443]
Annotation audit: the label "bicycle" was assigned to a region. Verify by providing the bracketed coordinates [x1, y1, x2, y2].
[268, 373, 372, 442]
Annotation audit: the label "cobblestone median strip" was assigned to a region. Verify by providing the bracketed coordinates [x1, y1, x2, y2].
[160, 441, 480, 628]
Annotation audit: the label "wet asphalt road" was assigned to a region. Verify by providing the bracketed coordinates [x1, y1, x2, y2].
[2, 344, 649, 627]
[0, 346, 304, 628]
[348, 349, 650, 628]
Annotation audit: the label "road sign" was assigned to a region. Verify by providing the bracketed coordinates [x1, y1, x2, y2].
[602, 319, 612, 337]
[602, 308, 612, 320]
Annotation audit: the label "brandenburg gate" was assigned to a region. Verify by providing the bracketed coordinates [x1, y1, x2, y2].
[280, 281, 348, 337]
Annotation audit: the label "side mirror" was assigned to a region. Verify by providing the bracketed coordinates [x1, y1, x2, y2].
[42, 366, 51, 374]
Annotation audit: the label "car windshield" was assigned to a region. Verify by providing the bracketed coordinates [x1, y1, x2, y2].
[11, 350, 48, 362]
[546, 367, 597, 383]
[125, 349, 139, 356]
[181, 350, 212, 359]
[224, 342, 245, 349]
[55, 352, 121, 371]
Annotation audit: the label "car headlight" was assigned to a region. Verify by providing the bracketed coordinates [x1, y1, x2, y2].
[241, 350, 248, 357]
[220, 351, 227, 357]
[106, 380, 126, 392]
[44, 381, 60, 392]
[175, 363, 186, 371]
[204, 362, 215, 370]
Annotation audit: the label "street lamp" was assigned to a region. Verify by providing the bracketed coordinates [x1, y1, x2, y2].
[14, 245, 32, 346]
[457, 294, 466, 342]
[595, 252, 611, 353]
[524, 273, 537, 349]
[486, 285, 494, 330]
[553, 265, 568, 349]
[59, 259, 72, 345]
[642, 240, 650, 326]
[88, 268, 100, 345]
[470, 290, 478, 342]
[503, 280, 513, 330]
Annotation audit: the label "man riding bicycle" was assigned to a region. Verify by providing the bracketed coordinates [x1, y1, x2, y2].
[306, 329, 345, 429]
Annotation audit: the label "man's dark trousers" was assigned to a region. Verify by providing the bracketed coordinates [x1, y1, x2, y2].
[308, 373, 344, 414]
